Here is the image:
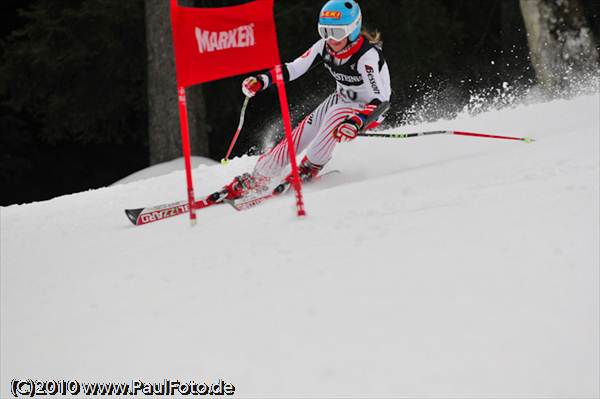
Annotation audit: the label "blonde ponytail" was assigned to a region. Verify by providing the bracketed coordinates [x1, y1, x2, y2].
[361, 28, 382, 46]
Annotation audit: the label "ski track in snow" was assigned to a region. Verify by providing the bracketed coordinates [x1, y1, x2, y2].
[1, 93, 599, 397]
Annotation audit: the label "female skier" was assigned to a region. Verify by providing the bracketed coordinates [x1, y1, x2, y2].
[212, 0, 391, 202]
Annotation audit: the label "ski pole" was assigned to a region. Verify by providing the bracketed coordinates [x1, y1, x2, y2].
[221, 96, 250, 165]
[359, 130, 535, 143]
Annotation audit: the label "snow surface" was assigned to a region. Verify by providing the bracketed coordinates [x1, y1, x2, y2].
[111, 156, 218, 186]
[1, 93, 599, 398]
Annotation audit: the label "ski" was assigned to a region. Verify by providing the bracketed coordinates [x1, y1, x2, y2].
[125, 170, 341, 224]
[227, 170, 340, 212]
[227, 192, 276, 211]
[125, 197, 219, 226]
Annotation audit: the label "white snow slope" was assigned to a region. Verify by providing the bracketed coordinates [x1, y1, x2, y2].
[2, 93, 599, 398]
[111, 156, 218, 186]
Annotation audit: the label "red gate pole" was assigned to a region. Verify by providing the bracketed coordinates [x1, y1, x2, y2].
[171, 0, 196, 226]
[176, 86, 197, 225]
[273, 64, 306, 217]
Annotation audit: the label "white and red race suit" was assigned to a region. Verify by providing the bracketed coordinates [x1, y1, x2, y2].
[253, 35, 391, 178]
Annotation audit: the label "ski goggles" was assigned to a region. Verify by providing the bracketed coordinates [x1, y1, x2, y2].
[317, 15, 361, 41]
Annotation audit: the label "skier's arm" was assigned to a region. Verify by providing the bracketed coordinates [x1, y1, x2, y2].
[356, 48, 390, 105]
[282, 40, 325, 82]
[241, 40, 324, 96]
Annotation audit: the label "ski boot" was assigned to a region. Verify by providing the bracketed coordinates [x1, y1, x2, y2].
[273, 156, 323, 195]
[207, 173, 270, 204]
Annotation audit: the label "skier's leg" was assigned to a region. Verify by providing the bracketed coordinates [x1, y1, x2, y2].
[274, 100, 363, 194]
[304, 101, 363, 167]
[210, 94, 351, 202]
[253, 93, 340, 178]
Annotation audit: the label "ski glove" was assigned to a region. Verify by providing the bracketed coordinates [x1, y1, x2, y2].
[242, 74, 269, 98]
[333, 114, 365, 142]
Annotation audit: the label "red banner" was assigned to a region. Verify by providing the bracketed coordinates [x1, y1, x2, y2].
[170, 0, 281, 87]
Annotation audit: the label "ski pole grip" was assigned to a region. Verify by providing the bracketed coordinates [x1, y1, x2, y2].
[360, 101, 390, 132]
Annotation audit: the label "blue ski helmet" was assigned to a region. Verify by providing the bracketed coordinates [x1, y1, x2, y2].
[318, 0, 362, 42]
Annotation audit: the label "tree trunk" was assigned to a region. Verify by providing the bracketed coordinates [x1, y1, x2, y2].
[519, 0, 599, 91]
[145, 0, 209, 165]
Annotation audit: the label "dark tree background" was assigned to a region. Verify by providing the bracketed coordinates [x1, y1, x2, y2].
[1, 0, 599, 206]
